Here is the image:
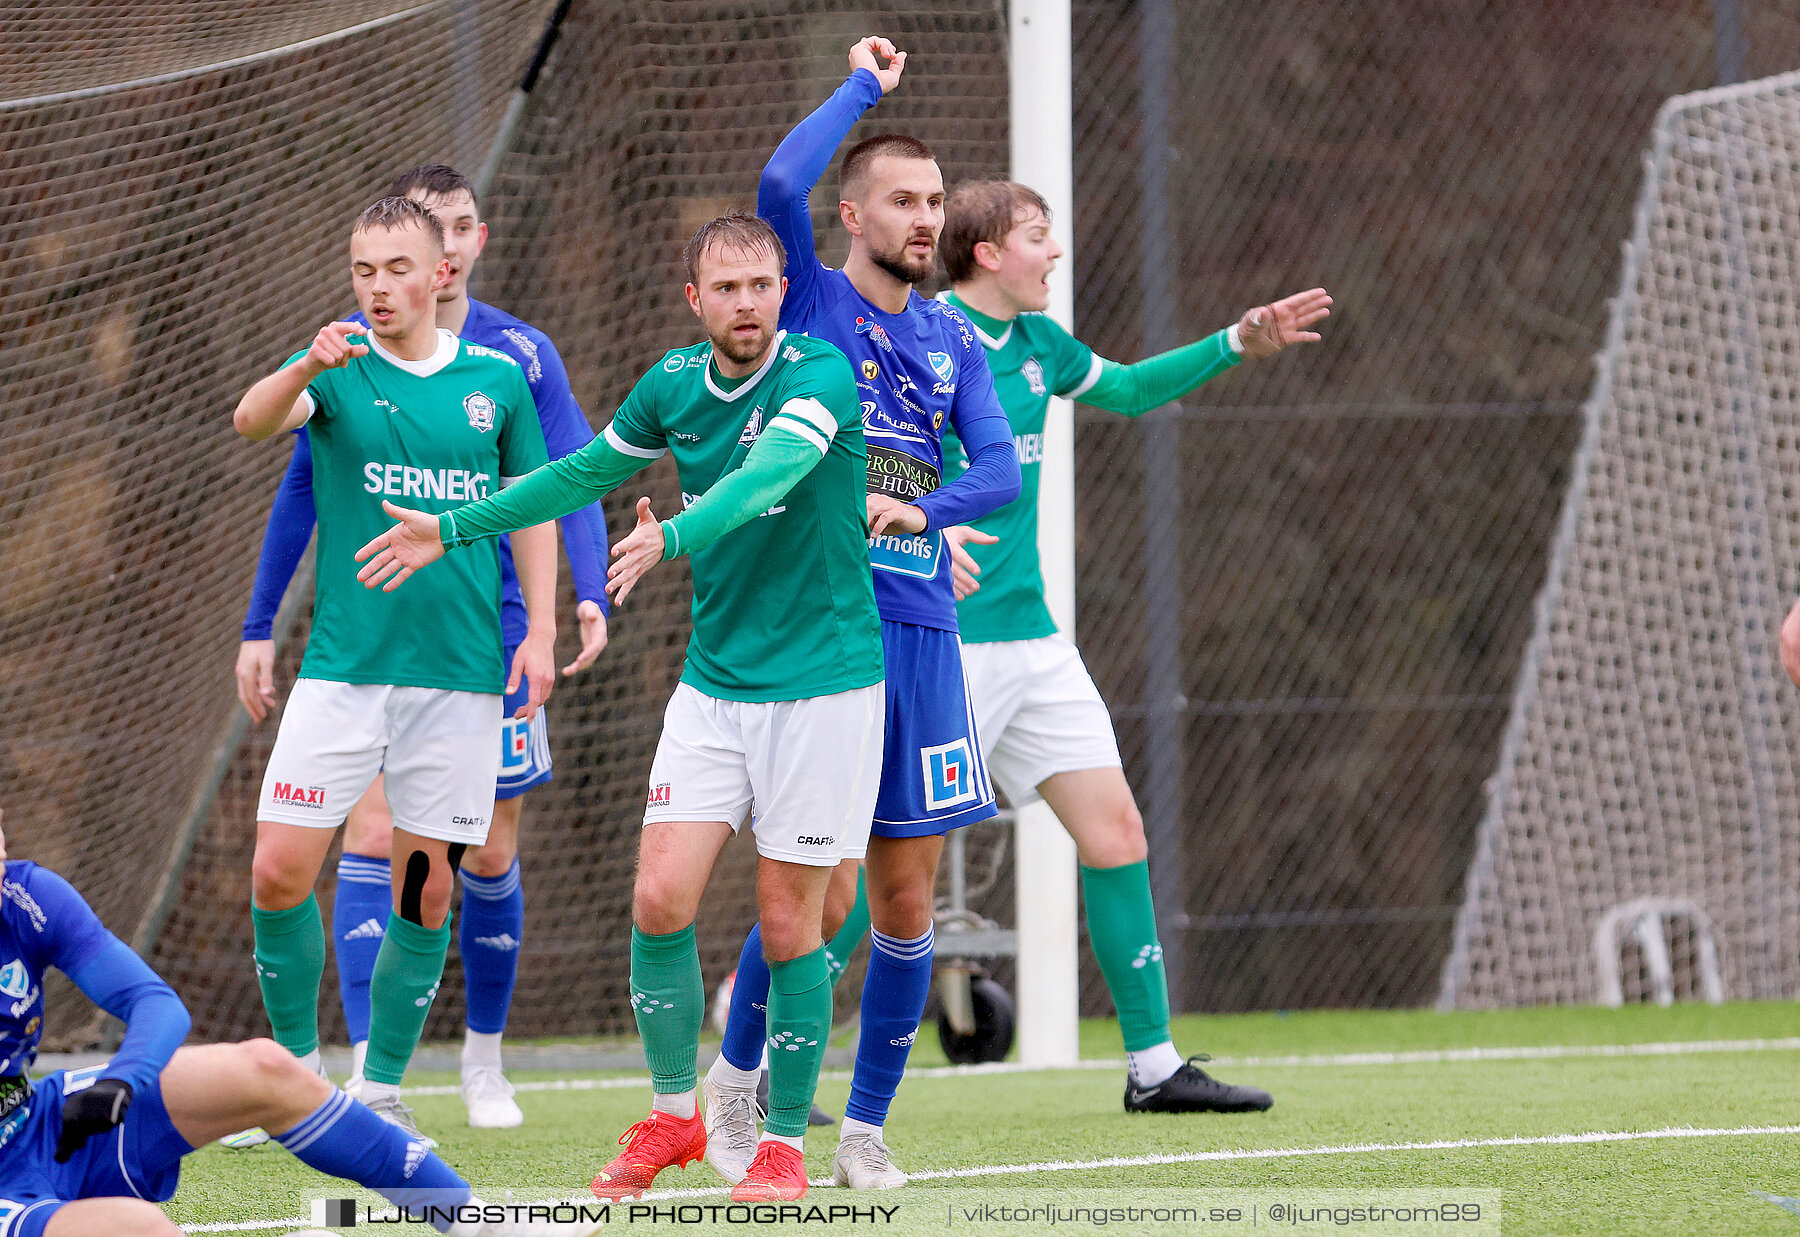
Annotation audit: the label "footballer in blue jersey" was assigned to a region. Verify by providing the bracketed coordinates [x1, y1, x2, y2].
[706, 38, 1021, 1192]
[231, 166, 608, 1132]
[0, 806, 597, 1237]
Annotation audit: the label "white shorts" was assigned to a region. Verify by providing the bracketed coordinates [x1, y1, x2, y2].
[644, 681, 884, 867]
[257, 678, 502, 845]
[962, 636, 1123, 806]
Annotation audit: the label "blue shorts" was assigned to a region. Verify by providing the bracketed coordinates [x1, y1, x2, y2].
[872, 621, 997, 836]
[496, 641, 553, 801]
[0, 1066, 191, 1237]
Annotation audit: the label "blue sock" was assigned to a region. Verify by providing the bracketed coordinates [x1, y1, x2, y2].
[332, 854, 390, 1047]
[720, 923, 771, 1072]
[458, 859, 523, 1035]
[846, 926, 933, 1126]
[275, 1089, 471, 1222]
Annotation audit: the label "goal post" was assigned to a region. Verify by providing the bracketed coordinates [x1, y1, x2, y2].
[1009, 0, 1082, 1066]
[1440, 68, 1800, 1010]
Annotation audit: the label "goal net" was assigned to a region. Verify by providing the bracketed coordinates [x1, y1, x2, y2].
[1440, 69, 1800, 1009]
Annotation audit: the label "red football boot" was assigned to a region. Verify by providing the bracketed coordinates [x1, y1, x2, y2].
[590, 1110, 707, 1200]
[730, 1139, 809, 1202]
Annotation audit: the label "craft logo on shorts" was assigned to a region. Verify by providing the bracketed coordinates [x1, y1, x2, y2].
[854, 316, 895, 352]
[463, 390, 496, 432]
[920, 739, 978, 811]
[272, 782, 327, 810]
[647, 783, 672, 808]
[862, 359, 880, 380]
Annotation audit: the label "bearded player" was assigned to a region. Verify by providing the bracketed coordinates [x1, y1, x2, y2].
[233, 165, 610, 1132]
[232, 196, 554, 1143]
[356, 213, 883, 1203]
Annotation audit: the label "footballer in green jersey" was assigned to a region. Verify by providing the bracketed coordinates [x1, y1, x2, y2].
[231, 196, 559, 1135]
[938, 179, 1329, 1115]
[358, 213, 882, 1200]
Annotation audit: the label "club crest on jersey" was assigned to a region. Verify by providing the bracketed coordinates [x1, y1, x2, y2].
[921, 739, 979, 810]
[928, 350, 954, 382]
[738, 406, 766, 446]
[464, 391, 496, 432]
[0, 962, 27, 1001]
[854, 316, 895, 352]
[1023, 356, 1047, 396]
[862, 359, 879, 380]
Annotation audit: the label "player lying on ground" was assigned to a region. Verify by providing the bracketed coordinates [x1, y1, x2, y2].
[0, 806, 596, 1237]
[233, 163, 611, 1133]
[232, 196, 555, 1144]
[356, 213, 885, 1203]
[707, 37, 1022, 1193]
[937, 179, 1326, 1112]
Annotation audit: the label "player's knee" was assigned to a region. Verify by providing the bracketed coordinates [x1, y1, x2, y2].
[461, 841, 515, 878]
[237, 1037, 304, 1085]
[631, 877, 695, 936]
[867, 881, 933, 937]
[82, 1199, 184, 1237]
[397, 848, 457, 926]
[249, 851, 311, 909]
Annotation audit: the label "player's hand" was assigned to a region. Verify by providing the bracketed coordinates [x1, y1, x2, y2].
[235, 640, 277, 723]
[1235, 288, 1332, 359]
[848, 36, 906, 94]
[942, 525, 998, 600]
[606, 498, 666, 606]
[866, 493, 927, 538]
[55, 1078, 132, 1162]
[508, 628, 556, 721]
[305, 321, 369, 373]
[563, 600, 609, 676]
[1780, 598, 1800, 688]
[355, 501, 445, 591]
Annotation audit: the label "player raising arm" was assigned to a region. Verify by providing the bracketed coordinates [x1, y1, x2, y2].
[0, 805, 596, 1237]
[233, 196, 555, 1144]
[359, 214, 884, 1205]
[233, 164, 611, 1131]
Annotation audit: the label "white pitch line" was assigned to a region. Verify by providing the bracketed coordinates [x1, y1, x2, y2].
[392, 1036, 1800, 1096]
[180, 1122, 1800, 1228]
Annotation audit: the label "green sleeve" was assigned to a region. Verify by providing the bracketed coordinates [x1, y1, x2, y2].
[498, 365, 549, 477]
[660, 422, 827, 560]
[1079, 330, 1241, 417]
[444, 427, 646, 548]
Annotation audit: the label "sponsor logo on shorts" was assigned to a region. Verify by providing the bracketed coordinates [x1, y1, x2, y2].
[796, 835, 836, 847]
[272, 782, 327, 809]
[450, 816, 487, 828]
[500, 716, 533, 772]
[921, 739, 978, 811]
[647, 783, 672, 807]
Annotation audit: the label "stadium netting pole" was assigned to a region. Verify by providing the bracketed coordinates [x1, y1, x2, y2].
[1010, 0, 1081, 1067]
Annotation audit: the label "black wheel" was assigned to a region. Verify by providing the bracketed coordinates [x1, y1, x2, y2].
[937, 976, 1015, 1064]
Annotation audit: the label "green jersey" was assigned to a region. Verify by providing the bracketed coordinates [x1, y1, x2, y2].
[939, 294, 1101, 644]
[291, 329, 546, 693]
[574, 331, 881, 703]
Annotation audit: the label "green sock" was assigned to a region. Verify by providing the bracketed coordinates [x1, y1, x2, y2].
[363, 912, 451, 1086]
[824, 869, 870, 988]
[631, 924, 703, 1094]
[764, 946, 832, 1138]
[252, 894, 325, 1058]
[1081, 861, 1172, 1053]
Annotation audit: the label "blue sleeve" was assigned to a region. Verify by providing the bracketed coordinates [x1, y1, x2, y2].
[242, 431, 316, 640]
[29, 870, 189, 1096]
[527, 337, 612, 615]
[913, 335, 1020, 530]
[759, 69, 885, 327]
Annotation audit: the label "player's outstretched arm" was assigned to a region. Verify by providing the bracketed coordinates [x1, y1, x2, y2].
[1079, 287, 1332, 417]
[355, 501, 444, 591]
[913, 331, 1022, 530]
[233, 322, 366, 441]
[942, 524, 997, 600]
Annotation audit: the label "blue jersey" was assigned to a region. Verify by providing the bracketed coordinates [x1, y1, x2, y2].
[0, 864, 188, 1100]
[242, 299, 611, 647]
[760, 69, 1020, 631]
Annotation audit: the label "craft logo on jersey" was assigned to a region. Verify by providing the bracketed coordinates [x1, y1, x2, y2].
[862, 359, 879, 379]
[1022, 356, 1048, 396]
[854, 316, 895, 352]
[464, 390, 496, 432]
[927, 350, 956, 395]
[921, 739, 979, 811]
[0, 962, 27, 1001]
[272, 782, 327, 810]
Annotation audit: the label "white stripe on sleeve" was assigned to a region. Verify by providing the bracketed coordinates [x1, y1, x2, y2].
[774, 396, 838, 443]
[1064, 352, 1105, 399]
[604, 422, 667, 459]
[768, 416, 830, 455]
